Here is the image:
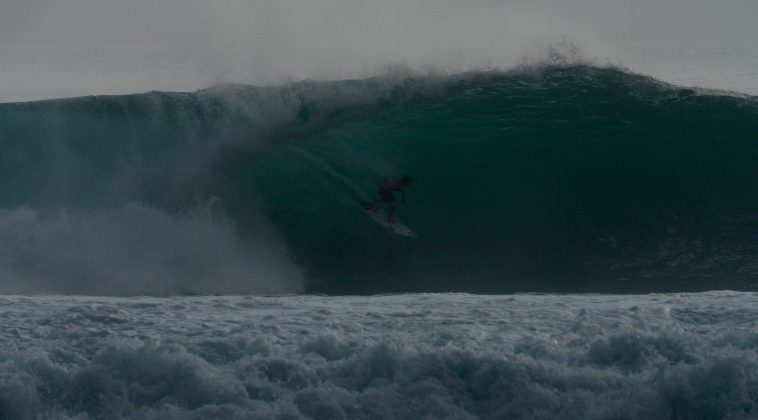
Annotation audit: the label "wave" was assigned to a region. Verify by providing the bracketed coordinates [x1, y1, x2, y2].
[1, 65, 758, 295]
[2, 292, 757, 418]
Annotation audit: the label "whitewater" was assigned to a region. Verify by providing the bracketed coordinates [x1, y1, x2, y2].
[3, 64, 758, 418]
[3, 292, 757, 419]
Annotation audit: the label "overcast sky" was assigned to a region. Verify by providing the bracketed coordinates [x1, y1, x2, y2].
[1, 0, 757, 101]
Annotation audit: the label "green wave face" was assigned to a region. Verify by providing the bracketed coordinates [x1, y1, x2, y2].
[2, 66, 758, 294]
[250, 67, 758, 293]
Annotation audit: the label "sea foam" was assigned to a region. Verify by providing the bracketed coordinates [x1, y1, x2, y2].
[1, 292, 756, 419]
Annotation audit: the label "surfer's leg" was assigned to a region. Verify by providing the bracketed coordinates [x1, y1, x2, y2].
[378, 190, 394, 203]
[387, 203, 397, 223]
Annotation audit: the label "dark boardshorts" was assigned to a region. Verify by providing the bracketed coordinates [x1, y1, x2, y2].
[378, 190, 396, 203]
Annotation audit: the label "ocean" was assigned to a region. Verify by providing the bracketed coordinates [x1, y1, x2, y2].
[2, 64, 758, 418]
[2, 292, 757, 419]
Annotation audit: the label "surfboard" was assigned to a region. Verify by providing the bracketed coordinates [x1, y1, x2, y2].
[361, 202, 417, 238]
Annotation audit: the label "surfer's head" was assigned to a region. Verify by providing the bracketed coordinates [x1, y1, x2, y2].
[401, 175, 413, 186]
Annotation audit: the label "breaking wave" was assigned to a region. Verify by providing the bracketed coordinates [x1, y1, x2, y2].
[1, 65, 758, 294]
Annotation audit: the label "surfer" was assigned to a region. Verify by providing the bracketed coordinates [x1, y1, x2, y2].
[375, 175, 413, 223]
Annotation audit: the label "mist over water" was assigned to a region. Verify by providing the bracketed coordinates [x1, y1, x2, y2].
[0, 204, 302, 296]
[0, 87, 317, 295]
